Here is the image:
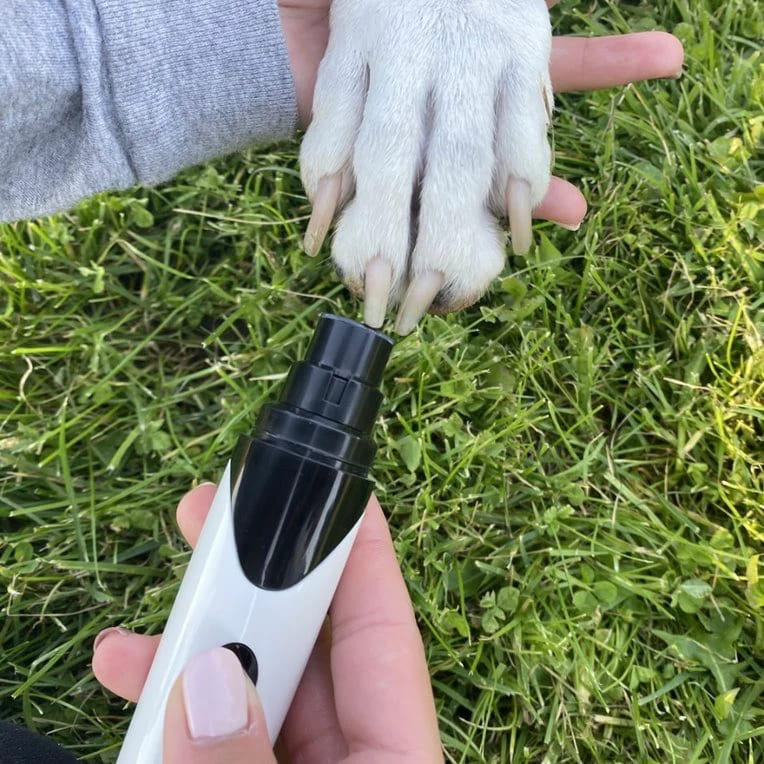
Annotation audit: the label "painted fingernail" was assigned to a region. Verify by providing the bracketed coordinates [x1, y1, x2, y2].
[93, 627, 131, 651]
[182, 647, 248, 740]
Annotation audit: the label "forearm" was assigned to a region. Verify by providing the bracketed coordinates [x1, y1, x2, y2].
[0, 0, 298, 222]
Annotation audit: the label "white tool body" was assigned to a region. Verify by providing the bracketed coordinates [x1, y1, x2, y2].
[117, 315, 393, 763]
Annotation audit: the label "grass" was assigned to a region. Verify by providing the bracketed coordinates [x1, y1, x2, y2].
[0, 0, 762, 761]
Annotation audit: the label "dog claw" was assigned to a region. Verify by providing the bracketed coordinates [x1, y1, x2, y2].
[304, 174, 343, 257]
[506, 178, 532, 255]
[395, 271, 444, 336]
[363, 258, 392, 328]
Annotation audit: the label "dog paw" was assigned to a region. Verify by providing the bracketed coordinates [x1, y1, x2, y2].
[299, 0, 553, 332]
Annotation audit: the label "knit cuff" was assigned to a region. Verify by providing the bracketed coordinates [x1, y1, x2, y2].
[97, 0, 298, 184]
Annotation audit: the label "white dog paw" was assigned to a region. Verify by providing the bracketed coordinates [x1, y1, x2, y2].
[299, 0, 553, 331]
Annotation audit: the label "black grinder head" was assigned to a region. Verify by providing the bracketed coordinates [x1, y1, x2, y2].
[278, 315, 393, 436]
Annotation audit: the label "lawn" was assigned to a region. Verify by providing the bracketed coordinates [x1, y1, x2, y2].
[1, 0, 762, 761]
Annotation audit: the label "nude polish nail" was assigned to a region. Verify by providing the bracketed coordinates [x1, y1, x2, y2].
[93, 626, 130, 651]
[182, 647, 248, 740]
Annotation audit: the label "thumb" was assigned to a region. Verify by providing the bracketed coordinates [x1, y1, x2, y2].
[163, 647, 276, 764]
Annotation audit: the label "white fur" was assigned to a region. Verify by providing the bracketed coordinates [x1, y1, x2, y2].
[300, 0, 553, 309]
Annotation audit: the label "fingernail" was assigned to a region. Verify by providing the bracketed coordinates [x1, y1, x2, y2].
[182, 647, 248, 740]
[558, 221, 581, 232]
[93, 627, 130, 651]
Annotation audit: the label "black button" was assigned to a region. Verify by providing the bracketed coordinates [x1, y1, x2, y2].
[223, 642, 259, 685]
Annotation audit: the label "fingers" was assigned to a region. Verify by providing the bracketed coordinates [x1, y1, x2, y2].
[551, 32, 684, 93]
[163, 647, 276, 764]
[534, 177, 587, 230]
[176, 482, 218, 548]
[328, 497, 442, 760]
[539, 30, 683, 230]
[526, 28, 685, 232]
[92, 630, 160, 702]
[278, 621, 347, 763]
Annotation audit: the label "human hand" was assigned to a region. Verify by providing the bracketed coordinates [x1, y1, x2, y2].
[279, 0, 684, 330]
[92, 485, 442, 763]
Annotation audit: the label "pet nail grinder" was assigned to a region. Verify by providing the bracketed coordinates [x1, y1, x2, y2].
[117, 314, 393, 762]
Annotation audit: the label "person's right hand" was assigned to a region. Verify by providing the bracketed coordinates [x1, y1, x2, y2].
[92, 486, 443, 763]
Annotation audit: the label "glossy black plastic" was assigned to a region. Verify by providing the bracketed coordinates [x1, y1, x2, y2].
[224, 642, 259, 685]
[231, 315, 393, 590]
[280, 315, 390, 434]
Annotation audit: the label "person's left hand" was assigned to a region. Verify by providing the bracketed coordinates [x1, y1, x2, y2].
[92, 486, 442, 763]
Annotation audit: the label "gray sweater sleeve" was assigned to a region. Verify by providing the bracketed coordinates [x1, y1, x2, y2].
[0, 0, 298, 222]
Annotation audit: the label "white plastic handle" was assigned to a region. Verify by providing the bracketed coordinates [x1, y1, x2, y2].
[117, 462, 362, 763]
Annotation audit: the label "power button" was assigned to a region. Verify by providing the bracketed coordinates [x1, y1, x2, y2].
[223, 642, 259, 685]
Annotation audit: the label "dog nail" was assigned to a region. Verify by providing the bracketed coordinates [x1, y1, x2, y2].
[506, 178, 532, 255]
[395, 271, 444, 335]
[364, 258, 392, 328]
[304, 174, 342, 257]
